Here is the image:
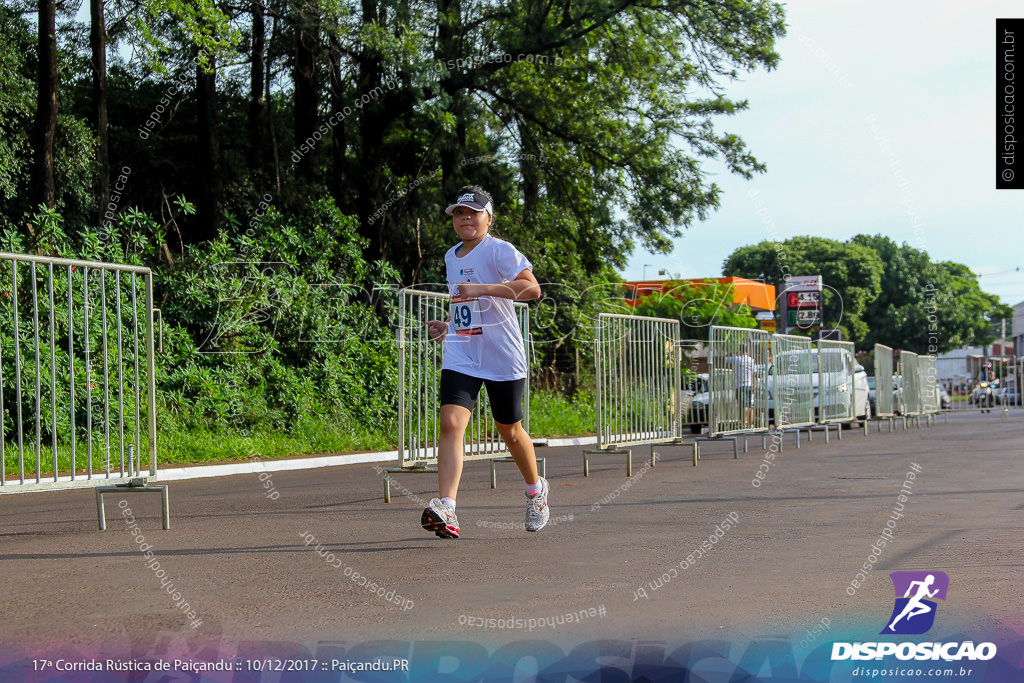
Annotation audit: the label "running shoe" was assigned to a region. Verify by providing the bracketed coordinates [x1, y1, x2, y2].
[421, 498, 460, 539]
[524, 477, 550, 532]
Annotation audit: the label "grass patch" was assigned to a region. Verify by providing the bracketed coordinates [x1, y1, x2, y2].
[528, 389, 596, 438]
[3, 413, 395, 476]
[4, 390, 595, 476]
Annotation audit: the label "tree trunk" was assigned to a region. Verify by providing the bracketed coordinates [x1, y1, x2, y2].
[249, 0, 266, 183]
[32, 0, 58, 210]
[518, 118, 541, 230]
[90, 0, 109, 227]
[196, 53, 222, 242]
[436, 0, 463, 200]
[355, 0, 384, 255]
[294, 6, 320, 183]
[328, 31, 347, 210]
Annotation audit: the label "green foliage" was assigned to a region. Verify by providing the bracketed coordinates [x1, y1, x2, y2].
[724, 234, 1008, 353]
[1, 0, 795, 464]
[847, 235, 1008, 353]
[2, 198, 400, 471]
[633, 279, 759, 340]
[0, 6, 33, 216]
[528, 388, 597, 438]
[153, 197, 400, 435]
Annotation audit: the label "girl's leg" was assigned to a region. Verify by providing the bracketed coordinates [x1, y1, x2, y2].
[494, 420, 539, 485]
[438, 404, 473, 499]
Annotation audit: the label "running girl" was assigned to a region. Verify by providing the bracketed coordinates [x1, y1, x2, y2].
[421, 186, 548, 539]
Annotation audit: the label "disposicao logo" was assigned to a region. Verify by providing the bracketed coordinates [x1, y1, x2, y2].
[881, 570, 948, 635]
[831, 571, 998, 663]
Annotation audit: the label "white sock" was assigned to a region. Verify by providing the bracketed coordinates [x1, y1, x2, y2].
[441, 497, 456, 510]
[525, 480, 543, 496]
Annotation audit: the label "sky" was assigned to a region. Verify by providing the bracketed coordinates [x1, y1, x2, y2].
[621, 0, 1024, 308]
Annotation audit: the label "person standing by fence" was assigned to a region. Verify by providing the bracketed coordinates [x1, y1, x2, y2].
[422, 186, 548, 539]
[728, 344, 756, 427]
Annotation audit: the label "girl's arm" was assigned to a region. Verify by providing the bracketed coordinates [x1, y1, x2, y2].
[457, 268, 541, 301]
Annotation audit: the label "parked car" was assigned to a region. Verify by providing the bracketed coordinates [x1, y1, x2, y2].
[767, 348, 870, 424]
[684, 373, 710, 434]
[995, 387, 1021, 406]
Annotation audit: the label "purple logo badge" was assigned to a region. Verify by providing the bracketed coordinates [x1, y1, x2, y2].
[881, 571, 949, 635]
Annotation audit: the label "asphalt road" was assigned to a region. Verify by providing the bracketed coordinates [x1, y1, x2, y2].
[1, 410, 1022, 673]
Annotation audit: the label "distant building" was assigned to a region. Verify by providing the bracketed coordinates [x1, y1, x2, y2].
[936, 342, 1017, 392]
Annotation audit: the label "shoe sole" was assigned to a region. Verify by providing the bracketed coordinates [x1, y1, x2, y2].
[421, 507, 459, 539]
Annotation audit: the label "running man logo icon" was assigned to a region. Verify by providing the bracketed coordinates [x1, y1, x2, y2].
[881, 571, 949, 635]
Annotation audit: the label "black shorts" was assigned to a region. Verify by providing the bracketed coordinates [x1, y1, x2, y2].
[440, 369, 525, 425]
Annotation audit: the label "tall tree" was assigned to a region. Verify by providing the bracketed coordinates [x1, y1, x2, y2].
[32, 0, 58, 210]
[294, 1, 320, 183]
[196, 52, 222, 240]
[849, 235, 1011, 353]
[326, 26, 348, 209]
[249, 0, 266, 181]
[723, 236, 884, 345]
[90, 0, 110, 227]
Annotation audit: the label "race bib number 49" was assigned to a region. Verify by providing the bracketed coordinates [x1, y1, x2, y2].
[451, 297, 483, 336]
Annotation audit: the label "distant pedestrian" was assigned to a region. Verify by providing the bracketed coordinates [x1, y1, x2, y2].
[727, 344, 756, 425]
[422, 185, 548, 539]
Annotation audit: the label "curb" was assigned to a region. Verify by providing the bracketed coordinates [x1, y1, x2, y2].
[155, 436, 601, 483]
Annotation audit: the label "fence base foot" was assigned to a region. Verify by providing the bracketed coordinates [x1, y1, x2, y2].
[693, 436, 739, 461]
[807, 424, 837, 443]
[491, 456, 546, 488]
[382, 465, 437, 503]
[96, 482, 170, 530]
[582, 449, 631, 477]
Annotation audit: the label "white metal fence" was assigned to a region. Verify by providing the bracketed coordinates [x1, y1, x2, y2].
[900, 351, 922, 416]
[592, 314, 680, 449]
[390, 288, 533, 499]
[0, 254, 158, 492]
[771, 334, 814, 430]
[583, 313, 682, 475]
[708, 326, 770, 436]
[875, 344, 895, 418]
[919, 355, 938, 413]
[0, 254, 167, 528]
[816, 339, 856, 424]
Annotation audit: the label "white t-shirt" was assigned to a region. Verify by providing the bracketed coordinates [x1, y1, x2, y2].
[726, 354, 755, 388]
[442, 234, 532, 381]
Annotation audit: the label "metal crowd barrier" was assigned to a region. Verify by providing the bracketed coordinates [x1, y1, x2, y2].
[678, 340, 707, 436]
[875, 344, 895, 416]
[583, 313, 682, 475]
[934, 355, 972, 411]
[693, 326, 770, 461]
[0, 253, 168, 528]
[1007, 357, 1023, 410]
[978, 355, 1021, 417]
[900, 351, 922, 422]
[874, 344, 896, 430]
[771, 334, 814, 433]
[919, 355, 939, 417]
[388, 288, 538, 501]
[815, 339, 857, 438]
